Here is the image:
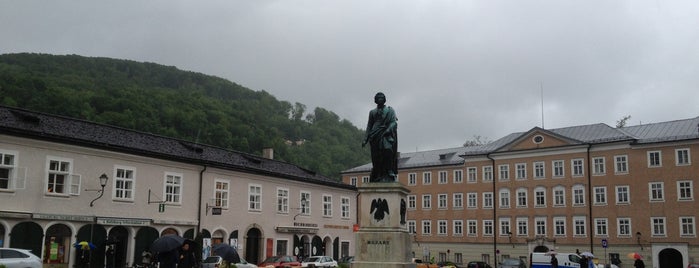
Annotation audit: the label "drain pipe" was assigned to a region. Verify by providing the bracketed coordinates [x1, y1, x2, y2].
[487, 153, 497, 268]
[585, 144, 593, 253]
[197, 165, 207, 239]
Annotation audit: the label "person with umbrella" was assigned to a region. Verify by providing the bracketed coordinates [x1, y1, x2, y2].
[630, 253, 645, 268]
[151, 234, 185, 268]
[178, 243, 197, 268]
[212, 243, 241, 265]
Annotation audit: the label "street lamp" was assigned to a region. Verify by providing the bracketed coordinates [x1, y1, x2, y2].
[89, 173, 109, 207]
[636, 232, 643, 250]
[294, 196, 309, 220]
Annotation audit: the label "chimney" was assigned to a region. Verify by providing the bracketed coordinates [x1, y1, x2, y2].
[263, 148, 274, 160]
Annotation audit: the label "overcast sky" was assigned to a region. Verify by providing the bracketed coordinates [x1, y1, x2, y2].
[2, 1, 699, 153]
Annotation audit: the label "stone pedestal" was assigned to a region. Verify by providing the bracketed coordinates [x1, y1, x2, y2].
[352, 182, 416, 268]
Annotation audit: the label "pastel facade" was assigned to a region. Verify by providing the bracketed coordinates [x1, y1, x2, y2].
[343, 118, 699, 268]
[0, 106, 357, 268]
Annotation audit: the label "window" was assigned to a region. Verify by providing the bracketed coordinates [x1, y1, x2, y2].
[594, 187, 607, 205]
[483, 166, 493, 182]
[516, 163, 527, 180]
[680, 217, 695, 236]
[164, 173, 182, 204]
[350, 177, 357, 186]
[453, 220, 464, 236]
[362, 176, 369, 183]
[595, 218, 608, 236]
[516, 188, 527, 208]
[499, 189, 510, 208]
[535, 187, 546, 207]
[593, 157, 605, 175]
[408, 173, 417, 185]
[438, 194, 448, 209]
[422, 220, 432, 235]
[573, 185, 585, 206]
[553, 186, 566, 207]
[341, 197, 351, 219]
[554, 217, 566, 236]
[483, 220, 494, 236]
[616, 186, 630, 204]
[535, 217, 546, 236]
[453, 169, 463, 183]
[649, 182, 664, 202]
[552, 160, 564, 178]
[572, 159, 584, 177]
[277, 188, 289, 213]
[676, 148, 691, 165]
[422, 194, 432, 209]
[499, 164, 510, 181]
[467, 167, 477, 183]
[407, 195, 416, 209]
[651, 217, 666, 236]
[47, 157, 78, 195]
[467, 192, 477, 208]
[438, 220, 448, 235]
[438, 171, 448, 184]
[499, 218, 511, 236]
[0, 151, 20, 190]
[614, 155, 628, 174]
[648, 151, 662, 167]
[617, 218, 631, 237]
[574, 216, 586, 236]
[483, 192, 493, 209]
[534, 162, 545, 178]
[423, 172, 432, 185]
[248, 184, 262, 211]
[301, 192, 311, 215]
[678, 181, 693, 201]
[114, 167, 135, 200]
[467, 220, 477, 236]
[323, 195, 332, 217]
[408, 220, 417, 234]
[453, 193, 463, 209]
[517, 217, 528, 236]
[215, 179, 230, 208]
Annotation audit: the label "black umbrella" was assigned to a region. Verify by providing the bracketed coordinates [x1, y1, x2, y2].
[150, 234, 185, 253]
[212, 243, 240, 264]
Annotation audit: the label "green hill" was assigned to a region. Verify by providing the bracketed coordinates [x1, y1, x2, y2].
[0, 53, 368, 179]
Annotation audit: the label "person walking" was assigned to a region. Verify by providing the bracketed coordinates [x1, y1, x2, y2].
[550, 255, 559, 268]
[178, 243, 197, 268]
[634, 257, 645, 268]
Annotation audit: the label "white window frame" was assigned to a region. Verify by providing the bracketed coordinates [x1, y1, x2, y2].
[453, 220, 464, 236]
[680, 217, 696, 237]
[407, 195, 417, 209]
[467, 220, 477, 237]
[594, 218, 608, 237]
[322, 194, 332, 217]
[423, 172, 432, 185]
[617, 218, 631, 237]
[114, 166, 135, 201]
[499, 164, 509, 181]
[649, 182, 664, 202]
[453, 193, 463, 209]
[483, 192, 493, 209]
[517, 217, 529, 236]
[572, 158, 584, 177]
[277, 188, 289, 213]
[678, 180, 693, 201]
[648, 151, 662, 167]
[0, 150, 21, 190]
[574, 216, 587, 237]
[616, 185, 630, 205]
[651, 217, 666, 237]
[438, 171, 448, 184]
[341, 196, 351, 219]
[593, 186, 607, 206]
[499, 189, 510, 209]
[300, 192, 311, 215]
[422, 194, 432, 210]
[573, 185, 585, 206]
[553, 186, 566, 207]
[46, 156, 78, 196]
[516, 188, 528, 208]
[499, 218, 511, 236]
[552, 160, 564, 178]
[453, 169, 463, 184]
[164, 172, 182, 204]
[408, 173, 417, 185]
[467, 167, 477, 183]
[676, 148, 691, 166]
[437, 220, 448, 236]
[483, 166, 493, 182]
[534, 161, 545, 179]
[214, 179, 230, 209]
[614, 155, 628, 174]
[535, 217, 547, 236]
[422, 220, 432, 235]
[483, 220, 494, 237]
[515, 163, 527, 180]
[248, 184, 262, 211]
[554, 217, 566, 237]
[408, 220, 417, 234]
[467, 192, 477, 209]
[350, 177, 357, 186]
[593, 157, 606, 175]
[535, 187, 546, 208]
[438, 193, 448, 209]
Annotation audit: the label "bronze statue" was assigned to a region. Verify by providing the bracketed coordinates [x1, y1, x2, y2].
[362, 92, 398, 182]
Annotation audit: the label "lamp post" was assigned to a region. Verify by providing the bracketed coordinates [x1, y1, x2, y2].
[507, 231, 513, 248]
[89, 173, 109, 207]
[636, 232, 643, 250]
[293, 196, 309, 220]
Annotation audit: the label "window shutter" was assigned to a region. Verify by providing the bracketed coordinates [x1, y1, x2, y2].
[70, 174, 82, 195]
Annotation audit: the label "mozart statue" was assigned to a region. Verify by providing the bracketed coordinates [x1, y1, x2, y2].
[362, 92, 398, 182]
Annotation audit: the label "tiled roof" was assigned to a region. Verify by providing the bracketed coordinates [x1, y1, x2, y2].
[0, 106, 353, 190]
[344, 116, 699, 173]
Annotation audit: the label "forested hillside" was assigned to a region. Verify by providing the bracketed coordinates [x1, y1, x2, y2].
[0, 53, 368, 178]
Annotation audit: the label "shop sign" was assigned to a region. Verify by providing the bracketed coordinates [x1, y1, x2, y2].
[275, 226, 318, 234]
[33, 213, 93, 222]
[0, 211, 31, 219]
[97, 217, 151, 226]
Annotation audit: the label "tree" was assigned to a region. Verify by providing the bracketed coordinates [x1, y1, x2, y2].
[616, 115, 632, 128]
[463, 135, 491, 147]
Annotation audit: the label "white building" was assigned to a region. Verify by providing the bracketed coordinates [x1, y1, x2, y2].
[0, 105, 357, 268]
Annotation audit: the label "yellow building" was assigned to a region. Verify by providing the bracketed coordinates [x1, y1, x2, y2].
[343, 118, 699, 268]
